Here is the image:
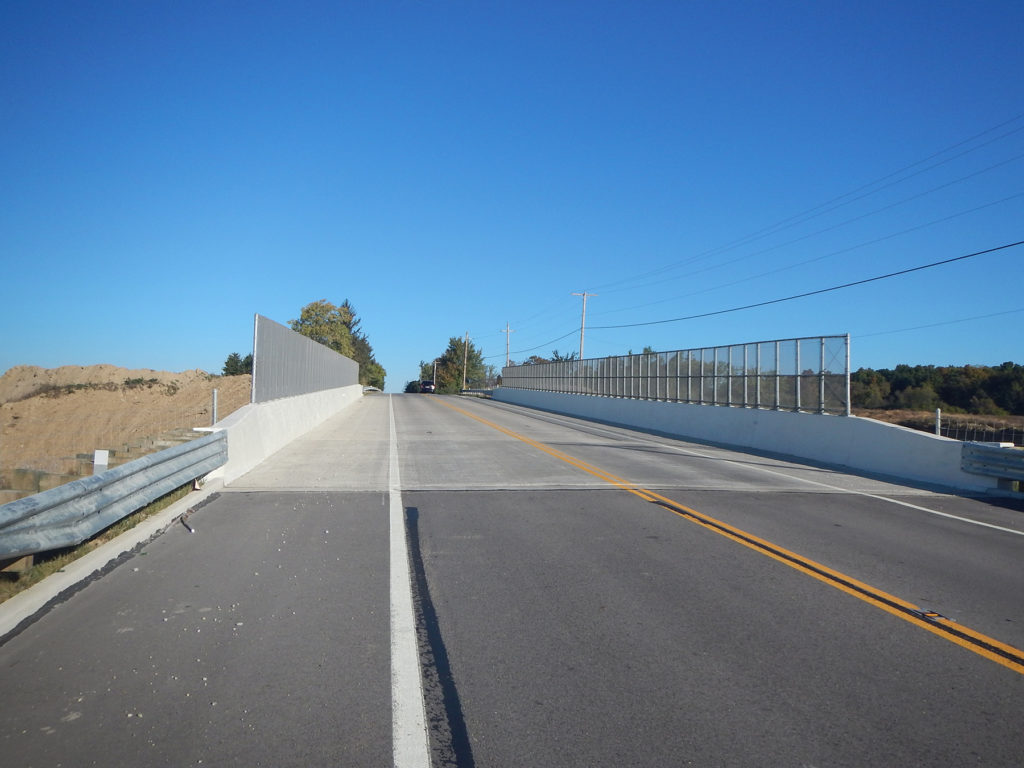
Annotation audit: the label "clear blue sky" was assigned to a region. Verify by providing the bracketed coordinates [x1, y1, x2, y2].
[2, 1, 1022, 391]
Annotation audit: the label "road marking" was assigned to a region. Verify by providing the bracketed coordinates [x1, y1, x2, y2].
[389, 395, 431, 767]
[436, 398, 1024, 676]
[489, 401, 1024, 536]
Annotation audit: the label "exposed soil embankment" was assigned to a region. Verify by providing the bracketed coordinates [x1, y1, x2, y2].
[0, 365, 251, 476]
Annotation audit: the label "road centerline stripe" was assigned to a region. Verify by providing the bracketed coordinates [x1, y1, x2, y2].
[435, 398, 1024, 676]
[489, 401, 1024, 536]
[389, 395, 430, 767]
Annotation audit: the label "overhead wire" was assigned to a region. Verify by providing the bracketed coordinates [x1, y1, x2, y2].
[589, 240, 1024, 330]
[590, 153, 1024, 306]
[587, 114, 1024, 295]
[488, 240, 1023, 360]
[857, 307, 1024, 338]
[487, 116, 1024, 362]
[593, 190, 1024, 317]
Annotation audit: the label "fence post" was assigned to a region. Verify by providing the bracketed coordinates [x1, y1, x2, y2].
[212, 388, 219, 426]
[795, 341, 802, 412]
[818, 337, 826, 414]
[774, 341, 781, 410]
[755, 343, 762, 410]
[844, 334, 851, 416]
[935, 408, 941, 436]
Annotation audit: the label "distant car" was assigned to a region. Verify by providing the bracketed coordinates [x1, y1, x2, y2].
[420, 380, 436, 393]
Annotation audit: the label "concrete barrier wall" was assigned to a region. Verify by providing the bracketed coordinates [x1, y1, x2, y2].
[205, 383, 363, 486]
[494, 389, 999, 493]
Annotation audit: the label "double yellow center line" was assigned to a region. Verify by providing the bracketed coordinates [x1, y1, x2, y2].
[437, 398, 1024, 676]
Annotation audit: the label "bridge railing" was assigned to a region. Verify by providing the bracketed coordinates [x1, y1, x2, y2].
[501, 334, 851, 416]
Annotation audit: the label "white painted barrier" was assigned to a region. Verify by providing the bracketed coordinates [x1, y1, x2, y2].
[493, 388, 1000, 493]
[203, 384, 364, 486]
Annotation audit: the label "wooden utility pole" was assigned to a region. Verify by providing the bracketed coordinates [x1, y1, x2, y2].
[571, 292, 596, 360]
[461, 331, 470, 391]
[501, 323, 515, 366]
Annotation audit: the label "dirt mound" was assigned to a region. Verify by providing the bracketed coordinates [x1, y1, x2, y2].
[0, 365, 214, 404]
[0, 365, 251, 476]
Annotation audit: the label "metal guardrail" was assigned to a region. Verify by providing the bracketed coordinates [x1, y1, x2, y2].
[961, 442, 1024, 487]
[459, 389, 494, 398]
[0, 431, 227, 560]
[501, 335, 851, 415]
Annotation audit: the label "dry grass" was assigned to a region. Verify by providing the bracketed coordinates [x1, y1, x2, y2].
[854, 408, 1024, 427]
[855, 408, 1024, 446]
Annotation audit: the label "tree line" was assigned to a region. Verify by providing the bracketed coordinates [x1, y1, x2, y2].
[222, 299, 386, 390]
[851, 362, 1024, 415]
[509, 350, 1024, 417]
[407, 336, 490, 394]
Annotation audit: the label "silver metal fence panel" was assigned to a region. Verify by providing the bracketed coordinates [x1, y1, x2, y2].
[776, 339, 796, 410]
[0, 432, 227, 560]
[251, 314, 359, 403]
[698, 348, 710, 405]
[497, 335, 849, 415]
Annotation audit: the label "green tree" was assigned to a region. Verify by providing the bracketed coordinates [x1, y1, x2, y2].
[290, 299, 386, 389]
[936, 364, 990, 412]
[551, 349, 577, 362]
[290, 299, 356, 358]
[850, 368, 891, 409]
[222, 352, 253, 376]
[420, 337, 486, 393]
[988, 362, 1024, 414]
[846, 362, 1024, 415]
[895, 383, 941, 411]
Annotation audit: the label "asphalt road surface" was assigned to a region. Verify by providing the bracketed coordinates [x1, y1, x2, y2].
[2, 393, 1022, 766]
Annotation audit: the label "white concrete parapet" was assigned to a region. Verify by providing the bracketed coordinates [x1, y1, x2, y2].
[494, 388, 1000, 493]
[202, 384, 363, 486]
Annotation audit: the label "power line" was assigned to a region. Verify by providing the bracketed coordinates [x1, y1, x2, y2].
[592, 157, 1024, 304]
[484, 328, 579, 361]
[857, 307, 1024, 338]
[587, 114, 1024, 295]
[592, 190, 1024, 318]
[590, 239, 1024, 330]
[492, 239, 1024, 359]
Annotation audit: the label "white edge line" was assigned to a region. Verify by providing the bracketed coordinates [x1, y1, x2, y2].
[389, 395, 431, 767]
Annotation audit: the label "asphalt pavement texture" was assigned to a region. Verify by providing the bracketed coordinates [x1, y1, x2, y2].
[2, 393, 1022, 767]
